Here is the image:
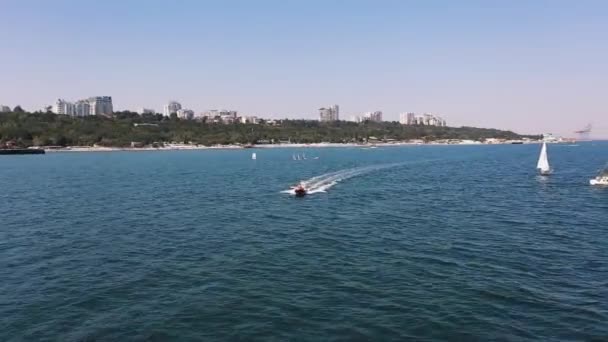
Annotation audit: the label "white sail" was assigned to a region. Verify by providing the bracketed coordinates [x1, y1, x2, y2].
[292, 154, 296, 160]
[537, 142, 550, 173]
[251, 153, 256, 160]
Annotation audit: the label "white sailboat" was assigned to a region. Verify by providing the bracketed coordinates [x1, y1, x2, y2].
[302, 153, 307, 160]
[537, 142, 551, 175]
[297, 154, 301, 160]
[251, 152, 256, 160]
[292, 154, 296, 161]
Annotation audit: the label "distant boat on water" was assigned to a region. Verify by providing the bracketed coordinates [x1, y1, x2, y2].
[537, 142, 552, 175]
[589, 164, 608, 185]
[0, 148, 45, 155]
[251, 152, 256, 160]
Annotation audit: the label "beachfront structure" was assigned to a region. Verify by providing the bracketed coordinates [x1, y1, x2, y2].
[163, 101, 182, 117]
[319, 104, 339, 122]
[542, 133, 561, 143]
[400, 112, 446, 127]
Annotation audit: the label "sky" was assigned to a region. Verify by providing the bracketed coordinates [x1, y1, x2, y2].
[1, 0, 606, 137]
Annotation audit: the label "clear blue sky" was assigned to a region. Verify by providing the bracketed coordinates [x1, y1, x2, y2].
[1, 0, 606, 137]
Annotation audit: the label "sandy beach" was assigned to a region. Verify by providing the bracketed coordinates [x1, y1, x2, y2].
[41, 140, 546, 152]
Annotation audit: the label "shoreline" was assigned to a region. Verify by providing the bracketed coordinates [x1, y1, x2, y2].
[41, 140, 553, 153]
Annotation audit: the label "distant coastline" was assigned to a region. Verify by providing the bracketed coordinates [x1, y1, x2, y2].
[1, 111, 548, 150]
[40, 140, 553, 153]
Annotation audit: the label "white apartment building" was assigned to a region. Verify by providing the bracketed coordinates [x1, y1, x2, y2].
[319, 104, 339, 121]
[362, 111, 382, 122]
[1, 105, 12, 112]
[399, 112, 416, 125]
[163, 101, 182, 116]
[176, 109, 195, 120]
[52, 96, 112, 117]
[204, 109, 238, 123]
[88, 96, 113, 116]
[53, 99, 75, 116]
[238, 116, 259, 124]
[400, 112, 446, 127]
[74, 100, 90, 117]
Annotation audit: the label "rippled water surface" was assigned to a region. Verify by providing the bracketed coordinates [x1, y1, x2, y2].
[1, 143, 607, 341]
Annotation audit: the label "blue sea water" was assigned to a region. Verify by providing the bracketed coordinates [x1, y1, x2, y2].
[1, 143, 607, 341]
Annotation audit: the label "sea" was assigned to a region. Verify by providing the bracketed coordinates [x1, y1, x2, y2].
[1, 142, 607, 341]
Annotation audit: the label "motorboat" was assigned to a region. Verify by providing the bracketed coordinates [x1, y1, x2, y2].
[590, 165, 608, 185]
[293, 184, 307, 196]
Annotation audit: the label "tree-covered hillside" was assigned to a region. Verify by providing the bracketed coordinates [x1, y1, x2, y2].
[0, 111, 538, 147]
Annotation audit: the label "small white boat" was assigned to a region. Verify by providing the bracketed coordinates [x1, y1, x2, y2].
[292, 154, 296, 161]
[589, 165, 608, 185]
[537, 142, 552, 175]
[251, 152, 256, 160]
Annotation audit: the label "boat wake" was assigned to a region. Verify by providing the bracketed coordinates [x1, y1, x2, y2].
[282, 163, 405, 195]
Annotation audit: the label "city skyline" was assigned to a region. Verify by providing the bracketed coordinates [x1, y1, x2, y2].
[1, 1, 606, 137]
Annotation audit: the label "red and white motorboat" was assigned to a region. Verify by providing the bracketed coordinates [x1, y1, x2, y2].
[293, 184, 307, 196]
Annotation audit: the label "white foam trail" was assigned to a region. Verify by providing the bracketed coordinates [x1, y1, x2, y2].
[284, 162, 405, 195]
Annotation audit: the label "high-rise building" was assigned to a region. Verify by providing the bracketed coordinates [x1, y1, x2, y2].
[400, 112, 446, 126]
[399, 112, 416, 125]
[319, 104, 339, 121]
[53, 99, 75, 116]
[74, 100, 90, 117]
[363, 111, 382, 122]
[331, 104, 339, 121]
[163, 101, 182, 116]
[319, 107, 331, 121]
[51, 96, 112, 117]
[0, 105, 11, 113]
[88, 96, 113, 116]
